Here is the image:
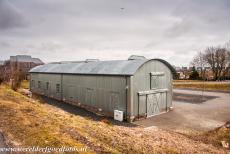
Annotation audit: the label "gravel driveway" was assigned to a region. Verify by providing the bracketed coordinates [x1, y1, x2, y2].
[134, 89, 230, 131]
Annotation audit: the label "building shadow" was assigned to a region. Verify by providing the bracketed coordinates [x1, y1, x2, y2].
[41, 96, 137, 128]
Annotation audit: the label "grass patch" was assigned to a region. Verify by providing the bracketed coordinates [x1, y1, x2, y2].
[174, 80, 201, 82]
[20, 80, 29, 89]
[173, 80, 230, 92]
[0, 85, 90, 152]
[191, 124, 230, 150]
[0, 84, 228, 153]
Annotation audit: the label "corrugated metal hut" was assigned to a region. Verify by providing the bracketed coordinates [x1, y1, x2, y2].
[29, 55, 175, 122]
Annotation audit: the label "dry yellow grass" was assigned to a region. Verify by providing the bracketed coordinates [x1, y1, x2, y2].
[20, 80, 30, 89]
[173, 80, 230, 92]
[173, 80, 201, 82]
[0, 84, 228, 153]
[0, 85, 92, 153]
[189, 124, 230, 150]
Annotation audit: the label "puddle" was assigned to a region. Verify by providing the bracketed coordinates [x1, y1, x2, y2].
[173, 93, 218, 104]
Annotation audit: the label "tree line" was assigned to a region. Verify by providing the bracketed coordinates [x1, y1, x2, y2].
[191, 41, 230, 80]
[0, 61, 26, 90]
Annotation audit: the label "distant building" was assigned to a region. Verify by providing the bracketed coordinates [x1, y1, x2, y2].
[204, 67, 211, 71]
[0, 55, 43, 81]
[174, 65, 229, 80]
[10, 55, 43, 73]
[196, 67, 202, 71]
[177, 71, 190, 79]
[182, 67, 187, 71]
[174, 66, 181, 72]
[188, 67, 193, 71]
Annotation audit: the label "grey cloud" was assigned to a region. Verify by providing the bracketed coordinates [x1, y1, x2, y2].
[0, 0, 27, 30]
[0, 0, 230, 66]
[0, 41, 10, 47]
[166, 0, 230, 37]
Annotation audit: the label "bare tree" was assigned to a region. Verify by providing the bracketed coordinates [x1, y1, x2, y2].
[11, 70, 25, 91]
[204, 46, 229, 80]
[191, 51, 207, 79]
[191, 41, 230, 81]
[0, 71, 3, 85]
[223, 41, 230, 79]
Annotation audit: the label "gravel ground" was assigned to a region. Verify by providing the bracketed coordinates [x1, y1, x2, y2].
[135, 89, 230, 131]
[173, 92, 218, 103]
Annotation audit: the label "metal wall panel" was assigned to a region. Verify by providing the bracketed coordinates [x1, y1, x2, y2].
[132, 60, 173, 117]
[62, 75, 127, 114]
[30, 73, 128, 115]
[30, 58, 173, 121]
[30, 73, 62, 100]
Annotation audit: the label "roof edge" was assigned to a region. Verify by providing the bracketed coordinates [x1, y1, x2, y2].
[133, 58, 177, 79]
[152, 58, 177, 79]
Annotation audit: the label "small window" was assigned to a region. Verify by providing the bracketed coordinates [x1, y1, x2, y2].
[46, 82, 49, 90]
[56, 84, 60, 93]
[38, 81, 41, 88]
[150, 72, 165, 89]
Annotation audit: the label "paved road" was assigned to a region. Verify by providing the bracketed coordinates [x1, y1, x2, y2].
[134, 89, 230, 131]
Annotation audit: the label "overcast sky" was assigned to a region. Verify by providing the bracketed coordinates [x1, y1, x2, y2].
[0, 0, 230, 66]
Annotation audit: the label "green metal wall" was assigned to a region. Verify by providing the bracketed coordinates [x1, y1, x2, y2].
[30, 73, 62, 100]
[62, 75, 127, 114]
[30, 59, 173, 121]
[132, 60, 173, 117]
[30, 73, 127, 115]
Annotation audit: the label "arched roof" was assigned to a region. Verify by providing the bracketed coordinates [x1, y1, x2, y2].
[153, 58, 177, 78]
[30, 59, 175, 76]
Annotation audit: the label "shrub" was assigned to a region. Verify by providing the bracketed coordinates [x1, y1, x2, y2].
[11, 70, 26, 91]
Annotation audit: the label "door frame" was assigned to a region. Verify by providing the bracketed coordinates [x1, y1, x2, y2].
[137, 89, 168, 118]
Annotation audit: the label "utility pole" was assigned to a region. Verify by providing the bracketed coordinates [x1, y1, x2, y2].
[201, 68, 206, 102]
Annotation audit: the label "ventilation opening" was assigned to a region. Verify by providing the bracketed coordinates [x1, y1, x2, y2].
[85, 59, 100, 63]
[128, 55, 146, 60]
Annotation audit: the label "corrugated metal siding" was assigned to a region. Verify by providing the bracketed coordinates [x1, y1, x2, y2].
[30, 58, 173, 121]
[30, 73, 62, 100]
[62, 75, 127, 113]
[29, 59, 148, 75]
[30, 73, 127, 115]
[132, 60, 172, 117]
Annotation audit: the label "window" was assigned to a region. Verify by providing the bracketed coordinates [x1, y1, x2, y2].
[56, 84, 60, 93]
[150, 72, 165, 89]
[46, 82, 49, 90]
[38, 81, 41, 88]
